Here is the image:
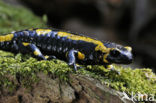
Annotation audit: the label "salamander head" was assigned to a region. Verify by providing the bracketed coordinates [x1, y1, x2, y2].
[103, 43, 133, 64]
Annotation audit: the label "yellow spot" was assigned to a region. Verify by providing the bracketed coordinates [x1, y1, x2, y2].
[57, 32, 108, 53]
[34, 50, 40, 56]
[36, 29, 52, 35]
[0, 36, 4, 41]
[0, 34, 13, 42]
[23, 42, 30, 46]
[78, 52, 85, 60]
[103, 53, 109, 63]
[125, 46, 132, 51]
[45, 55, 49, 59]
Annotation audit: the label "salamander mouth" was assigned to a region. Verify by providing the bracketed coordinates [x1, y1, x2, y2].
[107, 54, 133, 64]
[115, 56, 133, 64]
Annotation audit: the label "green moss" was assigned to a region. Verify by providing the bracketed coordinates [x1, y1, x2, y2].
[0, 0, 155, 101]
[0, 0, 46, 34]
[0, 51, 72, 90]
[0, 50, 155, 99]
[80, 65, 156, 98]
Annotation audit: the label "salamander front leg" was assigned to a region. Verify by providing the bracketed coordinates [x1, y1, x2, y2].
[66, 50, 78, 71]
[105, 64, 120, 75]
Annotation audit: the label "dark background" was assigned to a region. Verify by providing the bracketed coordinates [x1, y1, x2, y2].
[3, 0, 156, 72]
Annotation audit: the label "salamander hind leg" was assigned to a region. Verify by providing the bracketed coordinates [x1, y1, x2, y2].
[22, 42, 46, 60]
[45, 55, 57, 60]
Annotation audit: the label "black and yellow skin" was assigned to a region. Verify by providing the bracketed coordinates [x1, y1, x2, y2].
[0, 28, 133, 71]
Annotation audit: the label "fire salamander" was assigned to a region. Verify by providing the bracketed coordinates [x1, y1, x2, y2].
[0, 28, 133, 71]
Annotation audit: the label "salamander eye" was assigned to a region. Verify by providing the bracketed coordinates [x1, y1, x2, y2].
[110, 50, 120, 57]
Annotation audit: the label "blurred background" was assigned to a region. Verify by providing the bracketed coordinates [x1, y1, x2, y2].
[2, 0, 156, 72]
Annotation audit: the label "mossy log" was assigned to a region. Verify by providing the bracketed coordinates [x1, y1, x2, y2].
[0, 1, 155, 103]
